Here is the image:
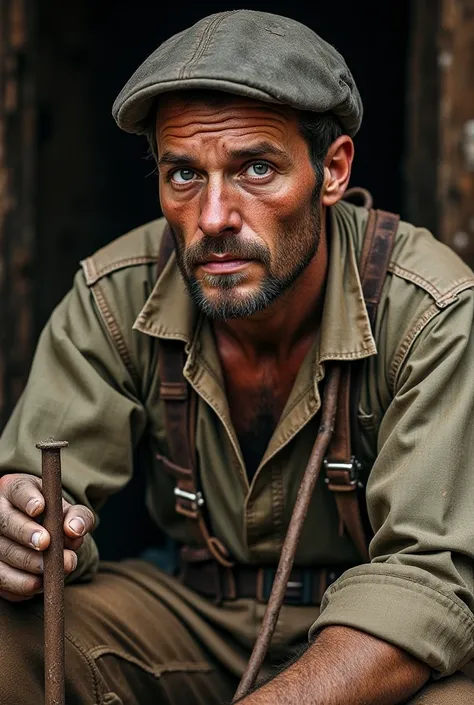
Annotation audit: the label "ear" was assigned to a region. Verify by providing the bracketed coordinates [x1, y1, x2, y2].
[321, 136, 355, 207]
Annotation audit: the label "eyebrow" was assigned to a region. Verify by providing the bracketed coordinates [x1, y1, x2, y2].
[158, 141, 291, 168]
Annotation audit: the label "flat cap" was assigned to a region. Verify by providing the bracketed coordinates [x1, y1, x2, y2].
[113, 10, 363, 137]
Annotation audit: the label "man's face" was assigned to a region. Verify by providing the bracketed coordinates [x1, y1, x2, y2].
[156, 94, 321, 319]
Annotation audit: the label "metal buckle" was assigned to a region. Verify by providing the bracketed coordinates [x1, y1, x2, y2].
[261, 569, 313, 605]
[324, 456, 363, 488]
[173, 487, 205, 507]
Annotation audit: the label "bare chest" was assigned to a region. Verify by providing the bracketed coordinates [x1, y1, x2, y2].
[219, 352, 308, 479]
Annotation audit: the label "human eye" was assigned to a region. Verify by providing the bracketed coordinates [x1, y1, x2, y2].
[170, 168, 198, 185]
[244, 161, 274, 179]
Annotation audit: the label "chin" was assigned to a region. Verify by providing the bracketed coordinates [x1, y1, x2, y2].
[197, 286, 273, 320]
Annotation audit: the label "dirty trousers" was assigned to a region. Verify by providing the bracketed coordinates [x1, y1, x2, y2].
[1, 559, 473, 705]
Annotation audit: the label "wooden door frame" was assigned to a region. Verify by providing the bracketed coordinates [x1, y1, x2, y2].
[405, 0, 474, 267]
[0, 0, 36, 428]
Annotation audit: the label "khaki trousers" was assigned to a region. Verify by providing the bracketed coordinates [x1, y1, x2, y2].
[1, 559, 473, 705]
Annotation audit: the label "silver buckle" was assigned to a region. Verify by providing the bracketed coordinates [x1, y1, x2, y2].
[324, 456, 363, 488]
[173, 487, 205, 507]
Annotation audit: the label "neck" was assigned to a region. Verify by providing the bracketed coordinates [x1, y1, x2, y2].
[212, 217, 329, 363]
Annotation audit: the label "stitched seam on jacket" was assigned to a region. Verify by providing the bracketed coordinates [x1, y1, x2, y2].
[90, 281, 140, 388]
[324, 572, 474, 627]
[82, 256, 98, 285]
[88, 647, 213, 679]
[388, 262, 474, 306]
[388, 303, 440, 393]
[64, 630, 104, 704]
[270, 458, 285, 548]
[81, 256, 158, 286]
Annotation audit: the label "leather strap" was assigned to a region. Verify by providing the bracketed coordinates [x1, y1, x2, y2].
[359, 210, 400, 328]
[156, 227, 233, 568]
[180, 555, 348, 606]
[324, 209, 399, 562]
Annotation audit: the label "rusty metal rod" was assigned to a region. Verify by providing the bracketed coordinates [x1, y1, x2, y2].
[233, 366, 342, 701]
[36, 440, 68, 705]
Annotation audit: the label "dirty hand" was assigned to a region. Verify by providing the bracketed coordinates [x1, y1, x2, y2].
[0, 473, 95, 602]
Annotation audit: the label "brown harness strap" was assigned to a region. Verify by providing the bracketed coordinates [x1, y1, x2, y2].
[156, 227, 233, 568]
[359, 210, 400, 328]
[324, 366, 369, 561]
[324, 209, 399, 561]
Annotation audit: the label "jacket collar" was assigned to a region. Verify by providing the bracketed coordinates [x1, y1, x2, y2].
[133, 202, 377, 362]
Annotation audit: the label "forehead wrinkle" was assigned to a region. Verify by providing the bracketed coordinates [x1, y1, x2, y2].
[159, 116, 290, 142]
[158, 125, 295, 167]
[159, 130, 294, 169]
[157, 102, 295, 143]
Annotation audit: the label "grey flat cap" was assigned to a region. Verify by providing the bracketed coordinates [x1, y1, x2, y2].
[113, 10, 363, 137]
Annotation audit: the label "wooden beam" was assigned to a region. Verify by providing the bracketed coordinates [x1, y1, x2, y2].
[404, 0, 441, 236]
[0, 0, 36, 428]
[438, 0, 474, 265]
[406, 0, 474, 269]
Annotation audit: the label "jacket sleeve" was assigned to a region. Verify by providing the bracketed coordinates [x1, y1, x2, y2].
[310, 288, 474, 677]
[0, 270, 148, 581]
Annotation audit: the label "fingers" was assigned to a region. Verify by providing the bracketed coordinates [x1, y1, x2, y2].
[0, 535, 43, 574]
[63, 504, 95, 540]
[0, 540, 78, 603]
[64, 535, 84, 551]
[0, 560, 42, 597]
[1, 474, 44, 517]
[0, 474, 85, 602]
[0, 588, 35, 602]
[0, 536, 77, 575]
[0, 500, 50, 550]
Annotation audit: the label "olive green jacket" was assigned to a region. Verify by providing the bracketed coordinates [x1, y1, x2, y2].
[2, 201, 474, 677]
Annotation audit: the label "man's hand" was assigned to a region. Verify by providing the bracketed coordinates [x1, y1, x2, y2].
[0, 473, 95, 602]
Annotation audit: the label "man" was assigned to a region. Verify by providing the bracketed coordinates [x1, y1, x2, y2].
[1, 9, 474, 704]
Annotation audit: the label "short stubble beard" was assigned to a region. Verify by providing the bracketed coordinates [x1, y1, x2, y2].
[170, 192, 322, 320]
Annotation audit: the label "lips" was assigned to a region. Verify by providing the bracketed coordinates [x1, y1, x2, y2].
[199, 256, 253, 274]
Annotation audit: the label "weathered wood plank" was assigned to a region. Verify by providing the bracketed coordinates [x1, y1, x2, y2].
[438, 0, 474, 265]
[404, 0, 441, 236]
[0, 0, 36, 428]
[406, 0, 474, 268]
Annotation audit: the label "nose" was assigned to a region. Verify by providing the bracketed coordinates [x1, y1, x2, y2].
[198, 180, 242, 237]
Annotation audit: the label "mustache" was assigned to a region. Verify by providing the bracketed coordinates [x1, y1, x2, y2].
[183, 235, 271, 269]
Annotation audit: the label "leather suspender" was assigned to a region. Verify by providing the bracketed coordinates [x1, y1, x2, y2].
[156, 209, 399, 566]
[156, 227, 233, 568]
[324, 209, 399, 561]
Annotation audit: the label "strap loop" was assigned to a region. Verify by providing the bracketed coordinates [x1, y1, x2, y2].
[324, 457, 362, 492]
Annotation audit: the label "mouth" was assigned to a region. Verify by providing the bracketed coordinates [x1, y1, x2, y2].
[198, 254, 255, 274]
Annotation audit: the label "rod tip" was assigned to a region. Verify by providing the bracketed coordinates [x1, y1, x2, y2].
[36, 439, 69, 450]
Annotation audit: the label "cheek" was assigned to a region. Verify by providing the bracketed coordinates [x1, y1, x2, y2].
[244, 173, 316, 240]
[160, 187, 201, 249]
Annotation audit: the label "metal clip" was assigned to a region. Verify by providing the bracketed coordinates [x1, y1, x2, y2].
[173, 487, 205, 507]
[324, 456, 363, 488]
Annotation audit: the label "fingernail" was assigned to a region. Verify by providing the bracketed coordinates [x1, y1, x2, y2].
[71, 553, 78, 571]
[31, 531, 43, 549]
[26, 499, 41, 516]
[37, 557, 44, 572]
[68, 518, 85, 536]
